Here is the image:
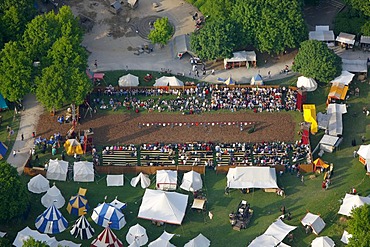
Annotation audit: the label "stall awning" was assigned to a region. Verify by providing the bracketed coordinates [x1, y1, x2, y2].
[336, 32, 355, 45]
[328, 83, 348, 100]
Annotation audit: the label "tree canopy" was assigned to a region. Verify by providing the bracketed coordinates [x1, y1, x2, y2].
[347, 204, 370, 247]
[0, 6, 91, 109]
[148, 17, 173, 46]
[292, 40, 342, 83]
[189, 0, 307, 59]
[22, 237, 49, 247]
[0, 161, 29, 222]
[190, 19, 237, 60]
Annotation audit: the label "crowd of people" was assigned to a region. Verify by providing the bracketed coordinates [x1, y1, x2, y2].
[92, 84, 298, 114]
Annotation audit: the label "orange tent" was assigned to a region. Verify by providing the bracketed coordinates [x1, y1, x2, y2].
[313, 158, 329, 171]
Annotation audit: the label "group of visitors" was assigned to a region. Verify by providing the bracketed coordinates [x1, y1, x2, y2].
[92, 84, 298, 114]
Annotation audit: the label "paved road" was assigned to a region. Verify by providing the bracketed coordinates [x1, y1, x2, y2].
[7, 94, 43, 174]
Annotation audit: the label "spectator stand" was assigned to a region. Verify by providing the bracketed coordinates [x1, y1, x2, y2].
[177, 142, 215, 167]
[102, 144, 138, 166]
[140, 143, 176, 166]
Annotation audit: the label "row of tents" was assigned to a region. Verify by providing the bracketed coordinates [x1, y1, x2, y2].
[118, 74, 186, 87]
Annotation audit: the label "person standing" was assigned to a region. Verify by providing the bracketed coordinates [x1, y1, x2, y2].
[13, 150, 16, 157]
[94, 60, 98, 68]
[21, 133, 24, 141]
[301, 175, 304, 184]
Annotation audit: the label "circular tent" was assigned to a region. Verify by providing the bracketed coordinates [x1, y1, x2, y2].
[35, 204, 68, 234]
[126, 224, 148, 246]
[91, 202, 126, 230]
[66, 194, 90, 216]
[297, 76, 318, 92]
[91, 226, 123, 247]
[118, 74, 139, 87]
[70, 215, 95, 240]
[184, 233, 211, 247]
[28, 174, 50, 194]
[41, 185, 65, 209]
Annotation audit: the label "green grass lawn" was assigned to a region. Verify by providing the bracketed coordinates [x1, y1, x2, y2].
[0, 105, 21, 159]
[1, 74, 370, 246]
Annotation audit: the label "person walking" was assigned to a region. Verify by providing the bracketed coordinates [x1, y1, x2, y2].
[94, 60, 98, 68]
[21, 133, 24, 141]
[301, 175, 304, 184]
[13, 150, 16, 157]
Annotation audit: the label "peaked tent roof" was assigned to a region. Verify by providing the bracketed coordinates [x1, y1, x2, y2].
[338, 193, 370, 216]
[70, 215, 95, 240]
[180, 170, 203, 192]
[118, 74, 139, 87]
[173, 34, 194, 58]
[313, 158, 329, 169]
[148, 231, 176, 247]
[251, 74, 264, 85]
[248, 235, 280, 247]
[138, 189, 188, 225]
[154, 76, 184, 87]
[224, 76, 235, 85]
[74, 161, 94, 182]
[91, 226, 123, 247]
[13, 227, 57, 247]
[330, 71, 355, 85]
[336, 32, 356, 45]
[35, 204, 68, 234]
[184, 233, 211, 247]
[301, 212, 326, 235]
[131, 172, 151, 189]
[263, 219, 297, 243]
[50, 240, 81, 247]
[126, 224, 148, 246]
[357, 144, 370, 159]
[91, 202, 126, 230]
[28, 174, 50, 194]
[66, 194, 90, 216]
[296, 76, 317, 92]
[41, 185, 65, 209]
[227, 167, 279, 189]
[47, 159, 68, 181]
[311, 236, 335, 247]
[107, 174, 125, 186]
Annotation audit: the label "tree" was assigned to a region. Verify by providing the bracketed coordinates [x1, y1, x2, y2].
[0, 41, 33, 102]
[334, 8, 367, 35]
[0, 161, 29, 222]
[345, 0, 370, 17]
[0, 0, 36, 47]
[22, 237, 49, 247]
[347, 204, 370, 247]
[190, 19, 237, 60]
[292, 40, 342, 82]
[148, 17, 173, 46]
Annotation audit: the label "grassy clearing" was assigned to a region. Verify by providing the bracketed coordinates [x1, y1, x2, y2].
[1, 74, 370, 247]
[0, 105, 21, 159]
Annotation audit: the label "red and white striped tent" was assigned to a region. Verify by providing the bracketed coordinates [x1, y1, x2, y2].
[91, 226, 123, 247]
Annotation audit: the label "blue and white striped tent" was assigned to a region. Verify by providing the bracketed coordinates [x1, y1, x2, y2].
[91, 203, 126, 230]
[35, 204, 68, 234]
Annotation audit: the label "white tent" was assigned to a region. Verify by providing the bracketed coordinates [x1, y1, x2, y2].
[309, 26, 335, 43]
[357, 144, 370, 166]
[336, 32, 355, 45]
[227, 167, 278, 189]
[338, 193, 370, 216]
[74, 161, 94, 182]
[138, 189, 188, 225]
[0, 232, 5, 238]
[131, 172, 151, 189]
[361, 35, 370, 45]
[13, 227, 57, 247]
[327, 103, 347, 136]
[180, 170, 203, 192]
[330, 71, 355, 85]
[248, 219, 296, 247]
[154, 76, 184, 87]
[148, 231, 175, 247]
[107, 174, 124, 186]
[41, 185, 65, 209]
[47, 159, 68, 181]
[263, 219, 297, 243]
[28, 174, 50, 194]
[118, 74, 139, 87]
[156, 170, 177, 190]
[110, 197, 127, 211]
[50, 240, 81, 247]
[319, 134, 340, 153]
[311, 236, 335, 247]
[342, 59, 368, 73]
[126, 224, 148, 246]
[301, 212, 326, 235]
[341, 230, 352, 244]
[248, 235, 280, 247]
[224, 51, 256, 65]
[184, 233, 210, 247]
[296, 76, 317, 92]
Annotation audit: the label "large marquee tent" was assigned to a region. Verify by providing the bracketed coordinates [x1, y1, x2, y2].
[138, 189, 188, 225]
[41, 185, 65, 209]
[91, 202, 126, 230]
[35, 204, 68, 234]
[118, 74, 139, 87]
[154, 76, 184, 87]
[28, 174, 50, 194]
[46, 159, 68, 181]
[227, 167, 279, 189]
